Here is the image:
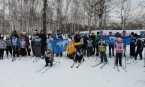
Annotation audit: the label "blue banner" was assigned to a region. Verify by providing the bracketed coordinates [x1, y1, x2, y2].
[98, 35, 132, 45]
[51, 39, 68, 54]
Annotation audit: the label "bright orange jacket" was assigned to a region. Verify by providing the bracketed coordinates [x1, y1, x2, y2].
[66, 42, 81, 55]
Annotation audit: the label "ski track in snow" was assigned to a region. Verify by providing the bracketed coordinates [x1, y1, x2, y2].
[0, 46, 145, 87]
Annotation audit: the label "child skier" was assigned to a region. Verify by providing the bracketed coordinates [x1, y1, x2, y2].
[114, 38, 125, 66]
[98, 37, 107, 63]
[74, 47, 84, 63]
[44, 49, 54, 67]
[19, 37, 27, 56]
[0, 37, 6, 60]
[34, 35, 42, 57]
[5, 36, 12, 58]
[11, 35, 19, 58]
[66, 39, 81, 59]
[87, 38, 93, 57]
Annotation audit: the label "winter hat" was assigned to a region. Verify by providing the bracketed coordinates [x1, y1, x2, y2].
[123, 30, 126, 33]
[97, 32, 100, 35]
[131, 32, 134, 35]
[117, 38, 122, 41]
[6, 36, 10, 39]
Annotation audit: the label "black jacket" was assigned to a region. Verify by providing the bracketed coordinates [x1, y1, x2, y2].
[39, 34, 47, 46]
[74, 35, 80, 43]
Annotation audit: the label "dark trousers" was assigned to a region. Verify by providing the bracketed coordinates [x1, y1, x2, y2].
[74, 54, 83, 63]
[34, 45, 41, 57]
[87, 46, 93, 57]
[0, 49, 4, 59]
[41, 46, 46, 56]
[69, 52, 75, 59]
[31, 43, 35, 56]
[26, 46, 30, 56]
[116, 53, 122, 66]
[124, 46, 126, 57]
[45, 57, 53, 66]
[130, 44, 135, 57]
[135, 47, 143, 60]
[57, 53, 62, 57]
[96, 44, 99, 56]
[20, 48, 27, 56]
[100, 52, 107, 62]
[6, 46, 12, 56]
[109, 44, 114, 57]
[12, 46, 19, 58]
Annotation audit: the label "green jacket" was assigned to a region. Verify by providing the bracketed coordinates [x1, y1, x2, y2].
[95, 36, 100, 45]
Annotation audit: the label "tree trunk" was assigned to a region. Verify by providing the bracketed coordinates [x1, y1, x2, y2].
[43, 0, 47, 34]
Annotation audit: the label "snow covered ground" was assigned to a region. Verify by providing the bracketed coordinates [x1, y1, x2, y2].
[0, 46, 145, 87]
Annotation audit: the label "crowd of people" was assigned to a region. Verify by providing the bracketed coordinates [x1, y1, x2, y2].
[0, 30, 145, 67]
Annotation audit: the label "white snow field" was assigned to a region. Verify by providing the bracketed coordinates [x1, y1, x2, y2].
[0, 46, 145, 87]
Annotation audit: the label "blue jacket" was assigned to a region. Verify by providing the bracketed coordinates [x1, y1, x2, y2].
[11, 38, 19, 47]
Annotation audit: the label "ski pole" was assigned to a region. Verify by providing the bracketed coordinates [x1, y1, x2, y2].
[125, 54, 126, 68]
[144, 48, 145, 67]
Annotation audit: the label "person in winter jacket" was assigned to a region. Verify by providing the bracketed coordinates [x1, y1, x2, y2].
[0, 37, 6, 60]
[95, 32, 100, 56]
[74, 47, 84, 63]
[11, 35, 20, 58]
[44, 49, 54, 67]
[30, 31, 37, 56]
[83, 34, 89, 56]
[89, 33, 96, 55]
[22, 32, 30, 56]
[19, 37, 27, 56]
[39, 30, 47, 56]
[34, 35, 42, 57]
[135, 35, 144, 60]
[87, 38, 93, 57]
[130, 32, 137, 58]
[98, 37, 107, 63]
[66, 39, 81, 59]
[5, 36, 12, 58]
[108, 31, 114, 57]
[114, 38, 125, 66]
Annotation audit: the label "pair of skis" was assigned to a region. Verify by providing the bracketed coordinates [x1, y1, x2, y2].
[92, 62, 108, 69]
[33, 57, 40, 62]
[116, 66, 127, 72]
[127, 61, 137, 65]
[36, 63, 58, 73]
[71, 63, 81, 68]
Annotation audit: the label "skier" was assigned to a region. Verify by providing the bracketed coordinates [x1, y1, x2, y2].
[66, 39, 81, 59]
[11, 35, 20, 58]
[108, 31, 114, 57]
[87, 38, 93, 57]
[95, 32, 100, 56]
[98, 37, 107, 63]
[19, 37, 27, 57]
[114, 38, 125, 66]
[39, 30, 47, 57]
[34, 35, 42, 57]
[30, 30, 37, 56]
[22, 32, 30, 56]
[5, 36, 12, 58]
[44, 49, 54, 67]
[0, 37, 6, 60]
[73, 47, 84, 63]
[130, 32, 137, 58]
[135, 35, 144, 60]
